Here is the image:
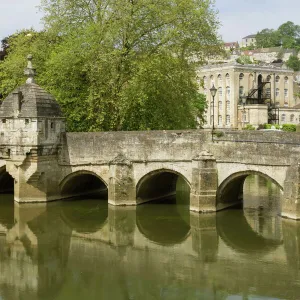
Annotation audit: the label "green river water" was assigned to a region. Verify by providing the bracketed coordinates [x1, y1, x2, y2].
[0, 176, 299, 300]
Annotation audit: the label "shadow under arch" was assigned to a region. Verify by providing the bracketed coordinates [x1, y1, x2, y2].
[0, 166, 14, 194]
[60, 170, 108, 199]
[217, 209, 282, 254]
[136, 201, 191, 246]
[136, 168, 191, 204]
[217, 170, 283, 211]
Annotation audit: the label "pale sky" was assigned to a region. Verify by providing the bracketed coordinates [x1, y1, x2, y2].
[0, 0, 300, 44]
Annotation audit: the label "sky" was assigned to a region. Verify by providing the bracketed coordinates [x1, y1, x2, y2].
[0, 0, 300, 44]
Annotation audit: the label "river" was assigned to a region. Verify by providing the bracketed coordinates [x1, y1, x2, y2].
[0, 175, 299, 299]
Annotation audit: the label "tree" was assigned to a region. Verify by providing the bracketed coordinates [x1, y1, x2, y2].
[36, 0, 221, 131]
[286, 55, 300, 71]
[256, 29, 281, 49]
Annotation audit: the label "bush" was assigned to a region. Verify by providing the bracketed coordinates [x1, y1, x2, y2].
[264, 124, 280, 130]
[243, 124, 255, 130]
[282, 124, 296, 132]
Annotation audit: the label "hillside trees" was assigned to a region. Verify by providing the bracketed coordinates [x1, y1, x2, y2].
[0, 0, 222, 131]
[256, 21, 300, 49]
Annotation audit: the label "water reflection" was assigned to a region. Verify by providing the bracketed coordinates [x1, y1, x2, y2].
[0, 176, 299, 299]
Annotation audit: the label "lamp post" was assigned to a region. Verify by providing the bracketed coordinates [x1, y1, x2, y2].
[210, 84, 217, 131]
[241, 93, 247, 129]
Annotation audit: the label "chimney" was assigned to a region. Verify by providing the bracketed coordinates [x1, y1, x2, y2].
[12, 91, 22, 116]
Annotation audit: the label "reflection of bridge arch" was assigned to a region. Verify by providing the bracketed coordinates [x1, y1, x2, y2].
[217, 170, 282, 210]
[60, 170, 108, 199]
[60, 200, 108, 233]
[0, 166, 14, 194]
[136, 169, 190, 204]
[136, 202, 190, 246]
[217, 210, 281, 254]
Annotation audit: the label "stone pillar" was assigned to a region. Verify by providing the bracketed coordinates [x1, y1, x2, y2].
[282, 164, 300, 220]
[190, 151, 218, 213]
[190, 212, 218, 262]
[108, 153, 136, 206]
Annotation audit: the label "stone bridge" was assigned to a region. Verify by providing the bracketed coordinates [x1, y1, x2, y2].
[1, 59, 300, 219]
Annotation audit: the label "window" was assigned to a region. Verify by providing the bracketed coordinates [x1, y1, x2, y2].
[203, 88, 207, 95]
[226, 87, 230, 99]
[218, 101, 222, 111]
[210, 75, 214, 85]
[218, 74, 222, 86]
[239, 86, 244, 96]
[203, 76, 207, 87]
[226, 101, 230, 112]
[266, 88, 271, 97]
[225, 73, 230, 85]
[218, 87, 222, 97]
[281, 114, 286, 122]
[226, 115, 230, 125]
[239, 73, 244, 80]
[2, 119, 6, 124]
[284, 76, 288, 84]
[266, 75, 271, 82]
[25, 119, 29, 125]
[276, 76, 280, 83]
[51, 122, 54, 129]
[290, 114, 295, 122]
[210, 115, 213, 125]
[284, 89, 288, 98]
[218, 115, 222, 125]
[275, 88, 280, 97]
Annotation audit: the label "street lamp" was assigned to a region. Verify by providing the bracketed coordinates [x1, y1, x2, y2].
[210, 84, 217, 131]
[241, 93, 247, 129]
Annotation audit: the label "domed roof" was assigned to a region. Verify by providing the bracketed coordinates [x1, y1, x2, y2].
[0, 55, 63, 118]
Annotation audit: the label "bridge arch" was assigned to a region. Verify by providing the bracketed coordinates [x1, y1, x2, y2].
[136, 168, 190, 204]
[60, 170, 108, 199]
[217, 170, 283, 211]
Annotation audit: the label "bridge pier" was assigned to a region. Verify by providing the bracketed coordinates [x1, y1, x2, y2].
[108, 154, 136, 206]
[282, 164, 300, 220]
[190, 151, 218, 213]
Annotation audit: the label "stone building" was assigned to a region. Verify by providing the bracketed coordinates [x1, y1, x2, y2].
[241, 34, 256, 48]
[197, 62, 300, 128]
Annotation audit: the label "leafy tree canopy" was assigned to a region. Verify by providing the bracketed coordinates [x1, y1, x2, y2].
[256, 21, 300, 50]
[286, 55, 300, 71]
[0, 0, 222, 131]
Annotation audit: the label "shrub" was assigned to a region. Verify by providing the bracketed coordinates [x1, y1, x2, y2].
[282, 124, 296, 132]
[243, 124, 255, 130]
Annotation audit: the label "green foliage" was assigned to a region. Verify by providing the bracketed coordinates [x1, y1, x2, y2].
[236, 55, 252, 65]
[1, 0, 221, 132]
[243, 124, 255, 130]
[213, 131, 224, 138]
[286, 55, 300, 71]
[256, 21, 300, 50]
[282, 124, 296, 132]
[264, 124, 280, 129]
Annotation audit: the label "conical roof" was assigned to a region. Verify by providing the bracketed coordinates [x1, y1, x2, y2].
[0, 55, 63, 118]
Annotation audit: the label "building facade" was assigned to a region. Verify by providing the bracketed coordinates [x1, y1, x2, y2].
[197, 62, 299, 129]
[241, 34, 257, 48]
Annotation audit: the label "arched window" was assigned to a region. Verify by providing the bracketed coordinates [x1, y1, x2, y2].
[284, 76, 289, 84]
[218, 101, 222, 111]
[218, 115, 222, 125]
[226, 115, 230, 125]
[281, 114, 286, 122]
[266, 75, 271, 82]
[203, 76, 207, 87]
[239, 86, 244, 96]
[275, 88, 280, 97]
[210, 115, 213, 125]
[276, 76, 280, 83]
[203, 88, 208, 95]
[218, 74, 222, 86]
[226, 86, 230, 99]
[239, 73, 244, 80]
[290, 114, 295, 122]
[266, 88, 271, 97]
[210, 75, 214, 85]
[210, 101, 214, 113]
[218, 87, 222, 98]
[225, 73, 230, 85]
[284, 89, 288, 98]
[226, 101, 230, 112]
